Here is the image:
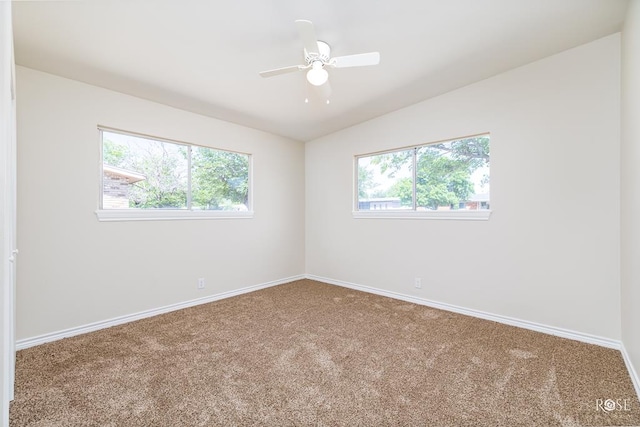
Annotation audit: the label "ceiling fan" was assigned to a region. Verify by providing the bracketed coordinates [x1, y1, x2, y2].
[259, 20, 380, 96]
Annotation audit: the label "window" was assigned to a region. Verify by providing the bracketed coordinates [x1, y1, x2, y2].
[355, 134, 490, 220]
[97, 128, 251, 221]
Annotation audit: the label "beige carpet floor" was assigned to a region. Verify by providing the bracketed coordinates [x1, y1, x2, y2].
[9, 279, 640, 426]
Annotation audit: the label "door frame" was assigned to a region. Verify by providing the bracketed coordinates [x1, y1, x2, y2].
[1, 1, 17, 424]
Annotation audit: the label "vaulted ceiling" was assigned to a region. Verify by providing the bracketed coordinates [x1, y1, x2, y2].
[12, 0, 629, 141]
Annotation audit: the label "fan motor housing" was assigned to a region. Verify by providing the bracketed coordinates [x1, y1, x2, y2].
[304, 40, 331, 64]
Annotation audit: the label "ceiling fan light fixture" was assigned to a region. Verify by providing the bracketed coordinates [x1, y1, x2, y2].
[306, 61, 328, 86]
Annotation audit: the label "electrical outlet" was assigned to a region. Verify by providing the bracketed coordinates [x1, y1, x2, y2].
[414, 277, 422, 289]
[197, 278, 205, 289]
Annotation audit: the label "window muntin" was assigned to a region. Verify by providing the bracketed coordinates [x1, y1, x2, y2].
[100, 129, 250, 212]
[356, 134, 490, 213]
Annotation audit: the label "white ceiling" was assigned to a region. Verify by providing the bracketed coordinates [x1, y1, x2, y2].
[12, 0, 629, 142]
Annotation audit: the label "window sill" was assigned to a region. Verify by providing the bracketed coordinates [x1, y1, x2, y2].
[95, 209, 254, 222]
[352, 210, 491, 221]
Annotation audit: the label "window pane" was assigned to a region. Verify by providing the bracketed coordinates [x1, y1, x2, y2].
[416, 136, 490, 211]
[102, 131, 188, 209]
[191, 146, 249, 211]
[357, 149, 413, 210]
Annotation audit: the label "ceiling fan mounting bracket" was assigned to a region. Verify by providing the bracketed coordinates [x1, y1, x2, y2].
[304, 41, 331, 65]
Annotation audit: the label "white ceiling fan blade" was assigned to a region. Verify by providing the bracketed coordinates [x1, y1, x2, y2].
[332, 52, 380, 68]
[295, 19, 319, 55]
[259, 65, 304, 78]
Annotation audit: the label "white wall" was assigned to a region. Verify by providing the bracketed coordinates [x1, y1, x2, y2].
[306, 34, 621, 340]
[16, 67, 305, 341]
[621, 0, 640, 390]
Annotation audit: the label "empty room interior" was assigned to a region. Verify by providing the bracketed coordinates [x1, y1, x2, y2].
[2, 0, 640, 425]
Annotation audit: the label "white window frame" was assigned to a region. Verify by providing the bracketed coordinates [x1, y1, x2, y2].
[353, 133, 491, 221]
[96, 127, 253, 222]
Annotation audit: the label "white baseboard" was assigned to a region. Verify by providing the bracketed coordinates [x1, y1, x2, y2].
[621, 343, 640, 401]
[16, 275, 306, 350]
[305, 274, 622, 350]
